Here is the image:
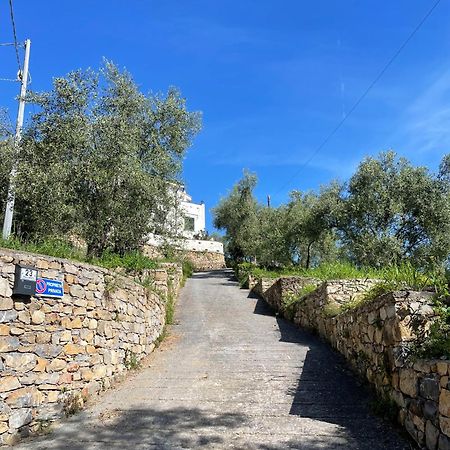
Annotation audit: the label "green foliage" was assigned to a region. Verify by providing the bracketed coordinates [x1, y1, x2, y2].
[240, 261, 379, 281]
[182, 259, 194, 279]
[285, 184, 342, 268]
[235, 262, 256, 286]
[410, 297, 450, 359]
[165, 291, 175, 325]
[323, 303, 342, 317]
[124, 349, 140, 370]
[12, 61, 201, 257]
[0, 138, 13, 223]
[217, 152, 450, 273]
[0, 236, 86, 261]
[91, 250, 158, 272]
[340, 151, 450, 268]
[213, 171, 259, 262]
[370, 394, 399, 422]
[281, 284, 318, 320]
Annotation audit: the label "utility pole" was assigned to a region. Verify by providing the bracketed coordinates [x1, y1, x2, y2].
[2, 38, 31, 240]
[267, 195, 271, 208]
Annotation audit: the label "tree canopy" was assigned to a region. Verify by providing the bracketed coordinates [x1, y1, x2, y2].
[214, 151, 450, 271]
[1, 61, 201, 257]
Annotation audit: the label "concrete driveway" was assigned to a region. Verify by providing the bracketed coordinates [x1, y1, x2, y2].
[16, 270, 412, 449]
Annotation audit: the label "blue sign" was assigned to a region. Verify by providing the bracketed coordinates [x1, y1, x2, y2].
[35, 278, 64, 298]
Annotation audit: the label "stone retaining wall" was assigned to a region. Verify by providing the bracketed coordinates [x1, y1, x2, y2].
[183, 250, 226, 271]
[0, 249, 183, 445]
[251, 274, 450, 449]
[143, 245, 225, 271]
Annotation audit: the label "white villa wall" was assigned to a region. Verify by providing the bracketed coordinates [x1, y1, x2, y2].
[181, 201, 205, 239]
[147, 234, 224, 254]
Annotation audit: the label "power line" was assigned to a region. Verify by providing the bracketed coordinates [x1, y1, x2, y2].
[8, 0, 22, 72]
[274, 0, 442, 197]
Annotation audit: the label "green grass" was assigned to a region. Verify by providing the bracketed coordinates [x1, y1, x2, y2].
[0, 236, 186, 274]
[0, 236, 86, 261]
[238, 260, 446, 292]
[90, 250, 158, 271]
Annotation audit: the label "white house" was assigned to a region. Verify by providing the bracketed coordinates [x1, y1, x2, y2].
[147, 184, 224, 257]
[178, 187, 206, 239]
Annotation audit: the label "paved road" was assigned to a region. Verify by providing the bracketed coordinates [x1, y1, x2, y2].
[18, 270, 412, 449]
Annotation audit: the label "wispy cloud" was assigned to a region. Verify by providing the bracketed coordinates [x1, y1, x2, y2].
[392, 69, 450, 158]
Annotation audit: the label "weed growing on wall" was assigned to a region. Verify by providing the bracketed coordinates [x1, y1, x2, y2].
[281, 284, 318, 320]
[124, 350, 140, 370]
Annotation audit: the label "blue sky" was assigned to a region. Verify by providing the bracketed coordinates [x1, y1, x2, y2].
[1, 1, 450, 232]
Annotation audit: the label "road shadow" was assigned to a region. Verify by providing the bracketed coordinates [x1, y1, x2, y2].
[192, 270, 238, 288]
[192, 270, 234, 279]
[18, 404, 409, 450]
[252, 297, 412, 450]
[18, 407, 246, 450]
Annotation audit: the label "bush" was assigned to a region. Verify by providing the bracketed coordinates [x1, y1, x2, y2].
[182, 260, 194, 279]
[91, 250, 158, 272]
[236, 262, 256, 286]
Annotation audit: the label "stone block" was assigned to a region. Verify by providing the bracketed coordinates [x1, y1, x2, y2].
[33, 357, 47, 372]
[34, 344, 62, 359]
[3, 353, 36, 372]
[35, 403, 63, 421]
[440, 433, 450, 450]
[36, 332, 52, 344]
[442, 416, 450, 438]
[17, 311, 30, 324]
[437, 362, 448, 376]
[441, 389, 450, 417]
[58, 372, 72, 384]
[0, 336, 19, 352]
[71, 317, 82, 329]
[0, 297, 13, 310]
[64, 343, 84, 355]
[421, 375, 440, 401]
[0, 376, 21, 393]
[6, 387, 42, 408]
[10, 326, 24, 335]
[0, 278, 12, 298]
[424, 400, 438, 420]
[8, 408, 32, 429]
[31, 310, 45, 325]
[426, 420, 439, 450]
[48, 359, 67, 372]
[0, 310, 18, 323]
[399, 369, 418, 397]
[70, 285, 85, 298]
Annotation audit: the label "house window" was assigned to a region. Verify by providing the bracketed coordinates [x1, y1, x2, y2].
[184, 217, 195, 232]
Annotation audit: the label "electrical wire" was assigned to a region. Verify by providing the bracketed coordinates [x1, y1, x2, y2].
[274, 0, 442, 197]
[8, 0, 22, 72]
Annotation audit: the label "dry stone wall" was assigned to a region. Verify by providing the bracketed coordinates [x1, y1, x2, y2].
[183, 250, 226, 271]
[143, 245, 225, 271]
[252, 275, 450, 450]
[0, 249, 182, 445]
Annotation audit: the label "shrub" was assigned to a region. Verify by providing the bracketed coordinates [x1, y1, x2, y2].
[182, 259, 194, 279]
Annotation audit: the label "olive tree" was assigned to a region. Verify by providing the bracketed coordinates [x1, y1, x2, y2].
[14, 61, 201, 256]
[285, 184, 341, 268]
[339, 151, 450, 268]
[213, 171, 259, 262]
